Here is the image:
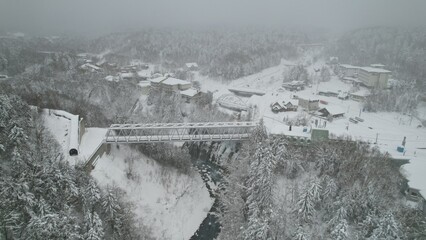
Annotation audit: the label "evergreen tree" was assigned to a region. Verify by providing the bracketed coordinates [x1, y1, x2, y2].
[292, 225, 309, 240]
[330, 219, 348, 240]
[294, 185, 315, 222]
[369, 213, 404, 239]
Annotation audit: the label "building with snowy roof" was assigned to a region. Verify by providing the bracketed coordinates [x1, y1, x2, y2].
[370, 63, 386, 68]
[80, 63, 102, 72]
[161, 77, 192, 91]
[349, 89, 370, 102]
[181, 88, 201, 102]
[317, 106, 345, 119]
[185, 62, 199, 71]
[339, 64, 360, 78]
[359, 67, 391, 89]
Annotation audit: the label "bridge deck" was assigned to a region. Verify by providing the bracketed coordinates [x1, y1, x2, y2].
[104, 121, 256, 143]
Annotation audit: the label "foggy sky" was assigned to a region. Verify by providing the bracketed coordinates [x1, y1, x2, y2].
[1, 0, 426, 36]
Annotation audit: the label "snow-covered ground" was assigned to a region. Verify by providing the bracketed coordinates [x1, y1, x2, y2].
[92, 145, 213, 240]
[195, 58, 426, 199]
[43, 109, 214, 240]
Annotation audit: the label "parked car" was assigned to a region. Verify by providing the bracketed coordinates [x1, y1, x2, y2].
[349, 118, 358, 124]
[355, 117, 364, 122]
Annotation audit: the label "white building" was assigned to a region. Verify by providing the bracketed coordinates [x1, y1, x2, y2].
[80, 63, 102, 72]
[358, 67, 391, 89]
[339, 64, 360, 78]
[150, 77, 192, 92]
[185, 62, 199, 71]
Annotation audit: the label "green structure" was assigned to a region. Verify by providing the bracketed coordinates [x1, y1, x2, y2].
[311, 129, 329, 142]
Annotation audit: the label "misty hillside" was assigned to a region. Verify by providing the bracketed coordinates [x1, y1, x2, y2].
[328, 27, 426, 89]
[90, 29, 303, 80]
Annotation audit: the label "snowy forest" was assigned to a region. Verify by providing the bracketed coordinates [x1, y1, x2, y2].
[215, 124, 426, 239]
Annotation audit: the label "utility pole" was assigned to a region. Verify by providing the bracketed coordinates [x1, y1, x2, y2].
[359, 108, 362, 117]
[375, 133, 379, 144]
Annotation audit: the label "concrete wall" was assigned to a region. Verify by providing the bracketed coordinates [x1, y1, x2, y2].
[84, 143, 111, 172]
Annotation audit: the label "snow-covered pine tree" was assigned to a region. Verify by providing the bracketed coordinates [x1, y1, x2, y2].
[294, 184, 315, 222]
[330, 219, 348, 240]
[292, 225, 309, 240]
[309, 178, 322, 203]
[369, 213, 404, 239]
[101, 187, 121, 234]
[243, 142, 275, 239]
[84, 212, 105, 240]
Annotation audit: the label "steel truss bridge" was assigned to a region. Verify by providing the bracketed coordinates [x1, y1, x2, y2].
[104, 121, 257, 143]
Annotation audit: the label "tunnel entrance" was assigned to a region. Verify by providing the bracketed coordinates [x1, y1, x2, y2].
[69, 148, 78, 156]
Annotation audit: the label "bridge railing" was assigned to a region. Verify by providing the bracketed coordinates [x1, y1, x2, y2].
[104, 121, 257, 143]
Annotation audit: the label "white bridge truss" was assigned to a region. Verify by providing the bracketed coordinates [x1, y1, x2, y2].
[105, 121, 257, 143]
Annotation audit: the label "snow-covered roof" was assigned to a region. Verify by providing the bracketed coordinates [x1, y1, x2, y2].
[228, 87, 266, 96]
[283, 80, 305, 86]
[80, 63, 101, 71]
[338, 92, 349, 98]
[119, 72, 134, 78]
[162, 77, 191, 86]
[286, 100, 298, 106]
[370, 64, 386, 68]
[359, 67, 391, 73]
[150, 77, 167, 83]
[339, 64, 360, 69]
[105, 75, 118, 82]
[350, 89, 370, 97]
[181, 88, 199, 97]
[320, 105, 345, 116]
[185, 62, 198, 68]
[137, 70, 151, 78]
[138, 81, 151, 87]
[151, 73, 163, 78]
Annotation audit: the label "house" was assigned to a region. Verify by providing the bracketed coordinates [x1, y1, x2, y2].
[80, 63, 102, 72]
[284, 101, 298, 111]
[317, 106, 345, 119]
[339, 64, 360, 78]
[271, 102, 285, 113]
[338, 92, 349, 100]
[137, 70, 151, 80]
[370, 63, 386, 68]
[149, 76, 167, 88]
[185, 62, 199, 71]
[181, 88, 201, 103]
[358, 67, 391, 89]
[282, 81, 305, 91]
[318, 91, 339, 97]
[270, 100, 298, 113]
[160, 77, 192, 91]
[349, 90, 370, 102]
[119, 72, 135, 81]
[298, 98, 319, 111]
